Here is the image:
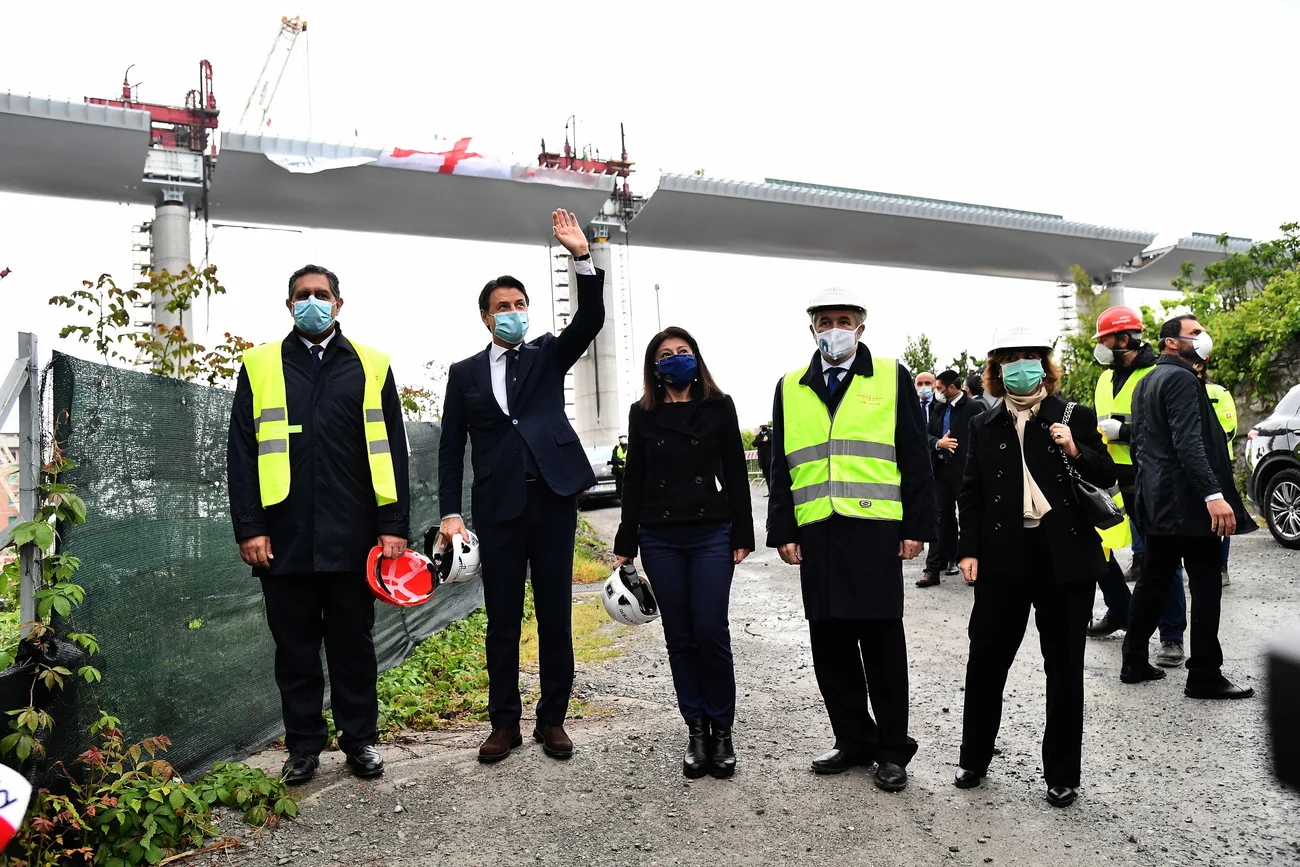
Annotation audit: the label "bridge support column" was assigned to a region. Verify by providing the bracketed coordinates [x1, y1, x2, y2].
[1105, 279, 1127, 310]
[571, 227, 623, 451]
[151, 189, 193, 338]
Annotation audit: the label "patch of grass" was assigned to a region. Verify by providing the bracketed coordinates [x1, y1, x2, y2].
[573, 554, 610, 584]
[573, 513, 612, 584]
[377, 594, 623, 734]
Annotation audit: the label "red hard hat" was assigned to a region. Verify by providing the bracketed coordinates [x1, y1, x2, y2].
[1093, 306, 1144, 340]
[366, 547, 436, 607]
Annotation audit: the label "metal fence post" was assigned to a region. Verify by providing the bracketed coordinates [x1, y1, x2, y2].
[17, 333, 40, 635]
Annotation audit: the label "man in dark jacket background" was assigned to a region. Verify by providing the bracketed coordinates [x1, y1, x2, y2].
[768, 288, 937, 793]
[754, 424, 774, 493]
[918, 369, 984, 587]
[1121, 315, 1256, 699]
[227, 264, 410, 784]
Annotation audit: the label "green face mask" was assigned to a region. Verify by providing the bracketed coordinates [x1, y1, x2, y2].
[1001, 358, 1045, 395]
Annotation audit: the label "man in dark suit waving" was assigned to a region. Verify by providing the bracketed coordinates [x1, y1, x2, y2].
[438, 209, 603, 763]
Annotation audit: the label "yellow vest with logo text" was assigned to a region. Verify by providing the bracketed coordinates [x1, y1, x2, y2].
[241, 339, 398, 508]
[1205, 382, 1237, 447]
[1094, 365, 1156, 466]
[781, 360, 902, 526]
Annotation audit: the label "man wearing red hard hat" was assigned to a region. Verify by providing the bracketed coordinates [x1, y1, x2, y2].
[1088, 307, 1187, 669]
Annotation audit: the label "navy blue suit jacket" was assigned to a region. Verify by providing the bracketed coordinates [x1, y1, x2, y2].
[439, 268, 605, 526]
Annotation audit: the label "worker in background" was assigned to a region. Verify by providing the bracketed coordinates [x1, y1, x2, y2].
[611, 434, 628, 501]
[227, 264, 410, 785]
[1203, 374, 1238, 586]
[754, 423, 774, 495]
[1086, 307, 1188, 670]
[965, 371, 994, 412]
[767, 288, 937, 793]
[1121, 315, 1257, 699]
[916, 371, 938, 424]
[438, 210, 602, 763]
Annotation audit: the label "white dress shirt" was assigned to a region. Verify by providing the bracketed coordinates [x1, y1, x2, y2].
[821, 351, 856, 388]
[299, 329, 338, 353]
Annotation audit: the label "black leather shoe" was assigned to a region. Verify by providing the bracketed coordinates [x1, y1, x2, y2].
[1185, 677, 1255, 700]
[281, 752, 319, 785]
[708, 725, 736, 779]
[943, 563, 961, 576]
[953, 767, 983, 789]
[1119, 663, 1167, 684]
[915, 572, 941, 588]
[811, 748, 865, 775]
[1047, 786, 1078, 808]
[874, 761, 907, 792]
[345, 744, 385, 778]
[1086, 614, 1123, 637]
[683, 718, 711, 779]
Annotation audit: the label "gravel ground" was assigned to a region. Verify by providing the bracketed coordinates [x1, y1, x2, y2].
[219, 490, 1300, 866]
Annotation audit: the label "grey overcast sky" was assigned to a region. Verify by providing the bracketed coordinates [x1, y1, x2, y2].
[3, 0, 1298, 431]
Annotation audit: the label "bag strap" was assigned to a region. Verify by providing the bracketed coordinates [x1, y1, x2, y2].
[1057, 402, 1084, 481]
[1063, 401, 1076, 425]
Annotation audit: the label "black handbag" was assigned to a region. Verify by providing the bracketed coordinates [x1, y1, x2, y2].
[1059, 402, 1125, 530]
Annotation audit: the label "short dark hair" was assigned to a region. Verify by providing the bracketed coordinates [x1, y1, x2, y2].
[937, 369, 960, 388]
[479, 275, 528, 313]
[1159, 314, 1198, 344]
[965, 372, 984, 396]
[288, 264, 340, 299]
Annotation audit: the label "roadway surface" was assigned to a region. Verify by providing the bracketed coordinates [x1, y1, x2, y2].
[227, 490, 1299, 866]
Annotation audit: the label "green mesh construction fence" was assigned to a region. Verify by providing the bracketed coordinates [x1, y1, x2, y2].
[11, 352, 478, 783]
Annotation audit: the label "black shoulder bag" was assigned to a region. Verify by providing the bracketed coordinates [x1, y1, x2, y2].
[1059, 402, 1125, 530]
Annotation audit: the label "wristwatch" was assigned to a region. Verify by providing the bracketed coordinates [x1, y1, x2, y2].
[573, 252, 591, 261]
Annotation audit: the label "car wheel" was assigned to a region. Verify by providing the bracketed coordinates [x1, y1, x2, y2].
[1264, 467, 1300, 549]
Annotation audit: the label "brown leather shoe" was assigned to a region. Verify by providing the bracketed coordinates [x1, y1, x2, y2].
[533, 723, 574, 759]
[916, 571, 941, 588]
[478, 726, 522, 764]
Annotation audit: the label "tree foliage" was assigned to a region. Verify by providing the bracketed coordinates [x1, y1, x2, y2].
[901, 333, 938, 377]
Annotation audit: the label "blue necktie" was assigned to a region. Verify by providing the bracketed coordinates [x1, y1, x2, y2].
[310, 345, 323, 367]
[942, 403, 952, 436]
[827, 368, 845, 397]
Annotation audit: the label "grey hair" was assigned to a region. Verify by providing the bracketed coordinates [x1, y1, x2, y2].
[808, 309, 865, 327]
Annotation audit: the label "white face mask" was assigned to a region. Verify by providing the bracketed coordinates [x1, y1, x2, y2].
[1093, 343, 1114, 366]
[815, 327, 859, 361]
[916, 385, 933, 401]
[1192, 331, 1213, 360]
[933, 390, 948, 404]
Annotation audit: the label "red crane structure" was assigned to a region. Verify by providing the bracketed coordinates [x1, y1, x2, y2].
[85, 61, 219, 155]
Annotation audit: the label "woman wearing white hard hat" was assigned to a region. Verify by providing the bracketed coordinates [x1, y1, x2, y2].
[613, 326, 754, 779]
[952, 323, 1115, 808]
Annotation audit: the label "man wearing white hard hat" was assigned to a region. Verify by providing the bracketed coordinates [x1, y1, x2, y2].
[767, 288, 937, 792]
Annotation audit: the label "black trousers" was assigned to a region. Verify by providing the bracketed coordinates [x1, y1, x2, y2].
[261, 572, 378, 755]
[959, 546, 1094, 787]
[808, 618, 918, 766]
[925, 466, 960, 573]
[1123, 534, 1223, 681]
[477, 480, 577, 729]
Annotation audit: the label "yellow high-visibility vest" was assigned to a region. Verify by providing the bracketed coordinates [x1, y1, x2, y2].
[1094, 365, 1156, 466]
[1205, 382, 1237, 447]
[781, 360, 902, 526]
[1096, 487, 1132, 550]
[242, 338, 398, 508]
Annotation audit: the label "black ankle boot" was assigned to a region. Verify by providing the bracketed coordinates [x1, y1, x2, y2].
[683, 718, 711, 778]
[709, 725, 735, 779]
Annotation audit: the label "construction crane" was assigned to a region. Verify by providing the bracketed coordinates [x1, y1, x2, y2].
[237, 16, 308, 132]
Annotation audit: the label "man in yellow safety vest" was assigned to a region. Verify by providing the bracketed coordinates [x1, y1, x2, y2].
[1086, 306, 1189, 668]
[227, 264, 410, 785]
[767, 287, 937, 793]
[1204, 375, 1238, 585]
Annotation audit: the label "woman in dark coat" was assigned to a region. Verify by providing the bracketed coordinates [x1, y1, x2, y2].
[953, 325, 1116, 808]
[613, 327, 754, 779]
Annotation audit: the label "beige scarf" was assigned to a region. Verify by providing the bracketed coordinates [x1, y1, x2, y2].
[1003, 387, 1052, 528]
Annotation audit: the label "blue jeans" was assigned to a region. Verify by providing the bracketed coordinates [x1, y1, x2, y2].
[1131, 523, 1186, 643]
[1097, 553, 1130, 624]
[637, 522, 737, 727]
[1221, 536, 1231, 568]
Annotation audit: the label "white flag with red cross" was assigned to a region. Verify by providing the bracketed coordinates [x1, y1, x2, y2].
[376, 137, 512, 179]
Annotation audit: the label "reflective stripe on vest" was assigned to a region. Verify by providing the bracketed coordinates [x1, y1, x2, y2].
[1205, 382, 1237, 446]
[781, 359, 901, 526]
[241, 339, 398, 508]
[1096, 486, 1131, 551]
[1094, 365, 1156, 466]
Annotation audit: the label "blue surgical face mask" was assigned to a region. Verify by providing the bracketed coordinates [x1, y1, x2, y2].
[293, 297, 335, 335]
[657, 353, 698, 387]
[493, 311, 528, 345]
[1001, 358, 1045, 395]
